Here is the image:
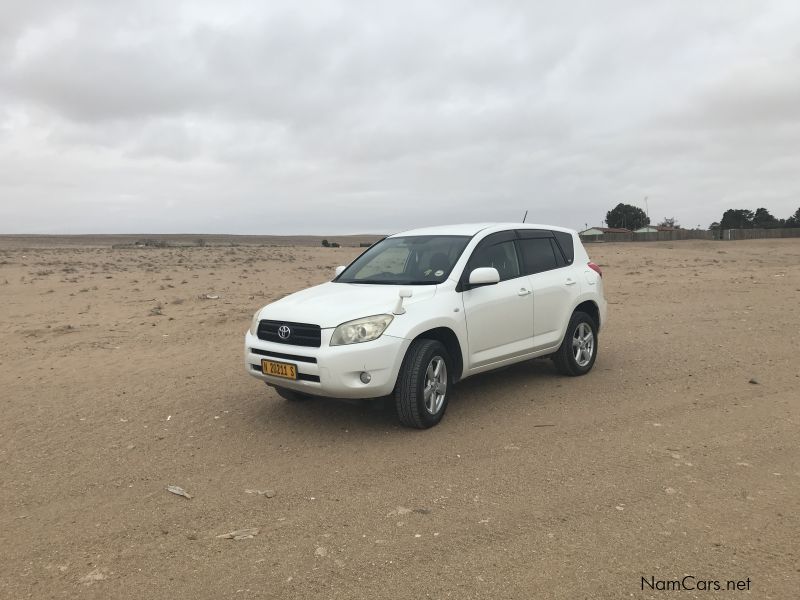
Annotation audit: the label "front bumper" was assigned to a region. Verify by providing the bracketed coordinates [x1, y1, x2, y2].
[244, 329, 410, 399]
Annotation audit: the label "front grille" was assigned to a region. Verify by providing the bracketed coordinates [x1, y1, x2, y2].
[249, 348, 317, 364]
[257, 320, 321, 347]
[250, 363, 320, 382]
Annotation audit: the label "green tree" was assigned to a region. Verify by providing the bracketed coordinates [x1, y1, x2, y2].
[752, 207, 779, 228]
[720, 209, 754, 229]
[785, 207, 800, 227]
[605, 203, 649, 230]
[321, 239, 330, 247]
[657, 217, 679, 228]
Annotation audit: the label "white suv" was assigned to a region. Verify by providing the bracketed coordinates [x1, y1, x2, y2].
[245, 223, 607, 428]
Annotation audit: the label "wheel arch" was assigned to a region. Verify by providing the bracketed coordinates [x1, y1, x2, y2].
[412, 326, 464, 382]
[574, 299, 601, 331]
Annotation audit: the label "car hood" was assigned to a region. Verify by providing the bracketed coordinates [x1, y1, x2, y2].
[258, 282, 438, 328]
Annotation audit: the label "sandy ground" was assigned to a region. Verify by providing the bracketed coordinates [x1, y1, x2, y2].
[0, 238, 798, 599]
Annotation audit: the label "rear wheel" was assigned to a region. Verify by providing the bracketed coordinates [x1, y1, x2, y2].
[395, 339, 452, 429]
[553, 311, 598, 376]
[274, 386, 312, 402]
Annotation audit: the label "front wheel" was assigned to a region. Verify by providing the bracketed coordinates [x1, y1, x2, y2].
[395, 339, 452, 429]
[552, 311, 598, 376]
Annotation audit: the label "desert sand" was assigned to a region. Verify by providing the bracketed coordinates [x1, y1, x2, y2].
[1, 237, 798, 599]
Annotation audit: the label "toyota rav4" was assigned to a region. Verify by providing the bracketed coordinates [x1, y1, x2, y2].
[245, 223, 607, 428]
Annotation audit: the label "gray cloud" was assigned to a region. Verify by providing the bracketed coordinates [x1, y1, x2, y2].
[1, 0, 799, 234]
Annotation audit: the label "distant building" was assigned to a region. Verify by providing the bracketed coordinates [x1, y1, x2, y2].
[579, 227, 605, 238]
[579, 227, 630, 242]
[635, 226, 677, 233]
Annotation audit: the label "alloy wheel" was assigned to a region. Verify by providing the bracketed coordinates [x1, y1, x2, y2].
[423, 356, 448, 415]
[572, 322, 595, 367]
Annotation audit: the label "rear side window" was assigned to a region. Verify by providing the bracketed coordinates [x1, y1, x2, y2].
[552, 231, 574, 264]
[518, 237, 562, 275]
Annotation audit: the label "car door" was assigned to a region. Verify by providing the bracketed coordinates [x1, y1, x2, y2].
[460, 231, 535, 369]
[516, 230, 580, 350]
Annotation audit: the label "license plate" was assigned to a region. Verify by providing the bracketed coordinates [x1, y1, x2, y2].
[261, 359, 297, 380]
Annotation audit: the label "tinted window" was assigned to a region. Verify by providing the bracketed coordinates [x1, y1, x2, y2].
[518, 238, 560, 274]
[552, 231, 575, 264]
[468, 240, 520, 281]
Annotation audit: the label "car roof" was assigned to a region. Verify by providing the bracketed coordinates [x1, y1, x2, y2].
[390, 222, 577, 237]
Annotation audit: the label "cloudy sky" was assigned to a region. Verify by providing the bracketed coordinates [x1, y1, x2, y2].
[1, 1, 799, 234]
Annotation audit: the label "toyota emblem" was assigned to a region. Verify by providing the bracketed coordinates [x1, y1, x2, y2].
[277, 325, 292, 340]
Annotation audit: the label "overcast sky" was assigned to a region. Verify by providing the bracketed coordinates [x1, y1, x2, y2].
[1, 1, 799, 234]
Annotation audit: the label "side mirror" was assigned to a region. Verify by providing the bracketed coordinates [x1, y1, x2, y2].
[393, 288, 413, 315]
[334, 265, 346, 277]
[468, 267, 500, 287]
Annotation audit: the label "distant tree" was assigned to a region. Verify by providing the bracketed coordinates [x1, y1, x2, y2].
[605, 203, 649, 230]
[657, 217, 679, 229]
[321, 239, 330, 247]
[784, 207, 800, 227]
[752, 207, 780, 228]
[720, 209, 754, 229]
[709, 222, 721, 230]
[330, 242, 340, 248]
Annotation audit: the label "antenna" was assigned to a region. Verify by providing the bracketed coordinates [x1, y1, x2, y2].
[522, 210, 528, 223]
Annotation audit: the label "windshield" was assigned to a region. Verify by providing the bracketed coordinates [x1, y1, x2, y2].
[336, 235, 471, 285]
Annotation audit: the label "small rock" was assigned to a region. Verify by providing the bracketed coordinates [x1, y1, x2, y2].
[665, 487, 677, 495]
[314, 546, 328, 557]
[166, 485, 192, 499]
[80, 568, 107, 585]
[244, 489, 276, 498]
[216, 528, 259, 540]
[748, 378, 759, 385]
[387, 506, 412, 517]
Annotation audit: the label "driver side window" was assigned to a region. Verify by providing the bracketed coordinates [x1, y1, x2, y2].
[468, 240, 520, 281]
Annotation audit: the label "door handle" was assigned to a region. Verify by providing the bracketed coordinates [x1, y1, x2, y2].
[518, 288, 531, 296]
[565, 278, 577, 286]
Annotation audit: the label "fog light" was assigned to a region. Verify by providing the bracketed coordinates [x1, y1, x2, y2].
[359, 371, 372, 384]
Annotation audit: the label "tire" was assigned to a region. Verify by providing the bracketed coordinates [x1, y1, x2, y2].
[394, 339, 452, 429]
[552, 311, 598, 376]
[274, 386, 312, 402]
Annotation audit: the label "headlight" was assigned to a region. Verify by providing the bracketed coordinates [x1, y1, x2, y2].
[249, 310, 261, 336]
[330, 314, 393, 346]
